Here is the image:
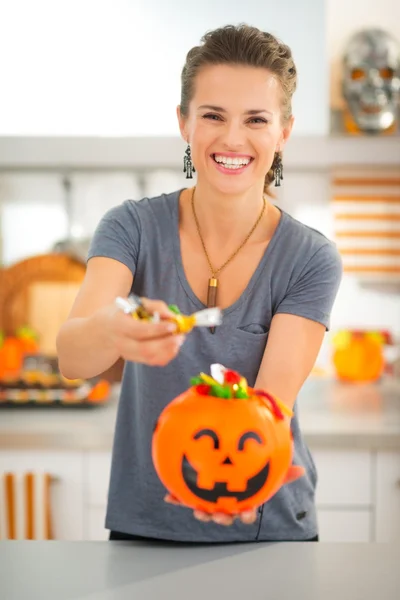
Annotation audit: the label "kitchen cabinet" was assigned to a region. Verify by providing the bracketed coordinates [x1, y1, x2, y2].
[1, 449, 399, 542]
[375, 452, 400, 542]
[82, 449, 376, 542]
[0, 450, 84, 540]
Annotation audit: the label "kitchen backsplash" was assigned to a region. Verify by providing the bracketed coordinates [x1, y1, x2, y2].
[0, 167, 399, 371]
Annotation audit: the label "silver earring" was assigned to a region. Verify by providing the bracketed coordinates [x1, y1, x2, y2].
[183, 144, 195, 179]
[274, 154, 283, 187]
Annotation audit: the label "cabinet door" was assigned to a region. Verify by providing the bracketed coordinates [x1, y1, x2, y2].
[83, 452, 112, 540]
[84, 451, 112, 507]
[311, 449, 372, 506]
[375, 452, 400, 542]
[0, 450, 84, 540]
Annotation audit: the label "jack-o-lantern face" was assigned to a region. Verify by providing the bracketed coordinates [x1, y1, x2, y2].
[182, 427, 270, 505]
[152, 378, 303, 515]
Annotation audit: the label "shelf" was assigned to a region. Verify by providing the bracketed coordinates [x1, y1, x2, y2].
[0, 135, 398, 172]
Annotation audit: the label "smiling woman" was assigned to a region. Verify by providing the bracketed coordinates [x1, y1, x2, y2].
[56, 24, 343, 544]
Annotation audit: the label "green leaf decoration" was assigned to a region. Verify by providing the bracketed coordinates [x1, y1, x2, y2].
[234, 387, 249, 399]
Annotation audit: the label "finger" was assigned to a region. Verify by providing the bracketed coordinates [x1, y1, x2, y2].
[240, 509, 258, 525]
[164, 493, 181, 506]
[193, 510, 212, 522]
[131, 335, 185, 366]
[212, 512, 234, 526]
[117, 312, 177, 341]
[141, 297, 176, 319]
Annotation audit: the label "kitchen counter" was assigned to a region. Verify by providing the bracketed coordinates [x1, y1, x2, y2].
[0, 377, 399, 451]
[1, 541, 399, 600]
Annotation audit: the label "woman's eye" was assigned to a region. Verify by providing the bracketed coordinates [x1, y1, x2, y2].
[248, 117, 268, 125]
[201, 114, 268, 124]
[202, 113, 222, 121]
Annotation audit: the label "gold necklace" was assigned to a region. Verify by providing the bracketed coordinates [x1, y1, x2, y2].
[191, 187, 266, 332]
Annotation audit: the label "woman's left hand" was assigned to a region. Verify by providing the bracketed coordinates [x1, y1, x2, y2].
[164, 494, 258, 526]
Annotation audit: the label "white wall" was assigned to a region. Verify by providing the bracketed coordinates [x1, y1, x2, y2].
[0, 0, 327, 136]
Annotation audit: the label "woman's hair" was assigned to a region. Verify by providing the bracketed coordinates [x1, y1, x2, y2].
[180, 24, 297, 193]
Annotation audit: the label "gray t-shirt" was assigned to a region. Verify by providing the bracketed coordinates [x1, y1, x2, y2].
[87, 189, 342, 542]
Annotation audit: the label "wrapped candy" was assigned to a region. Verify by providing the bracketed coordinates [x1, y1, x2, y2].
[115, 295, 222, 334]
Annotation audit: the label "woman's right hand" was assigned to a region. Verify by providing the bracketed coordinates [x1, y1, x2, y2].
[102, 297, 185, 367]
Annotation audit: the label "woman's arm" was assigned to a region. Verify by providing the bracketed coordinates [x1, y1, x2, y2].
[255, 241, 343, 418]
[56, 257, 179, 380]
[254, 313, 326, 417]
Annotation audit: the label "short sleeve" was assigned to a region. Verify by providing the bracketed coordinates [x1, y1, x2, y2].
[86, 201, 141, 277]
[275, 242, 343, 330]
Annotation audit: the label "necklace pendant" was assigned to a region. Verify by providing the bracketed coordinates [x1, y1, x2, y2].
[207, 278, 218, 334]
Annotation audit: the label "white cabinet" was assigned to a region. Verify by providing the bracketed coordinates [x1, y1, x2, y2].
[0, 450, 84, 540]
[311, 449, 373, 542]
[375, 452, 400, 542]
[83, 451, 112, 540]
[1, 448, 398, 542]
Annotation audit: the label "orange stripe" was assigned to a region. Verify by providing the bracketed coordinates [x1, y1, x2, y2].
[344, 266, 400, 273]
[336, 231, 400, 238]
[5, 474, 15, 540]
[335, 214, 400, 220]
[333, 178, 400, 186]
[45, 474, 53, 540]
[25, 473, 34, 540]
[333, 196, 400, 202]
[339, 248, 400, 255]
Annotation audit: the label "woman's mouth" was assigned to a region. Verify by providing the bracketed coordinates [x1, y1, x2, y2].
[211, 153, 253, 175]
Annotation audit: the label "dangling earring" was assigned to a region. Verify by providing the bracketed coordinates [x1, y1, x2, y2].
[183, 144, 195, 179]
[274, 153, 283, 187]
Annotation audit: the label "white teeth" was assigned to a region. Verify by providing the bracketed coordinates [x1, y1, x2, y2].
[213, 154, 251, 167]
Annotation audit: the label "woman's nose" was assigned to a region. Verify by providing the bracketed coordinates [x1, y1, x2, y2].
[220, 121, 245, 150]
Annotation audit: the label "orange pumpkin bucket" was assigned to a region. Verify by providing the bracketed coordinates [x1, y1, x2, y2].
[152, 364, 305, 515]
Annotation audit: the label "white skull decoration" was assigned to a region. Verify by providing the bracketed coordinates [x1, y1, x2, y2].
[342, 28, 400, 133]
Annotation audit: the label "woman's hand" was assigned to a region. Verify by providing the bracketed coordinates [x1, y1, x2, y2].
[103, 297, 185, 367]
[164, 494, 258, 526]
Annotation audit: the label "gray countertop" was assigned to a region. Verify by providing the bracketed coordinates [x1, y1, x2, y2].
[0, 377, 399, 451]
[1, 541, 399, 600]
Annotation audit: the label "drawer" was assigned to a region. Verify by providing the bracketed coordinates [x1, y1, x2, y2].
[311, 449, 372, 506]
[84, 451, 112, 506]
[317, 509, 371, 542]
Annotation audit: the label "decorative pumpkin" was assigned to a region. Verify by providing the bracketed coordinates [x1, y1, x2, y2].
[152, 364, 305, 515]
[332, 330, 386, 383]
[87, 380, 111, 402]
[15, 325, 39, 355]
[0, 336, 24, 377]
[0, 326, 40, 380]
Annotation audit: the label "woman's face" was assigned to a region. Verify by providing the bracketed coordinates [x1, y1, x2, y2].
[177, 64, 293, 196]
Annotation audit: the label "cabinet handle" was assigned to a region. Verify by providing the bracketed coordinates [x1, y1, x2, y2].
[397, 479, 400, 488]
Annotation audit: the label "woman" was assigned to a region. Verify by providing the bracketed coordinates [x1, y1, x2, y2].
[56, 24, 342, 543]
